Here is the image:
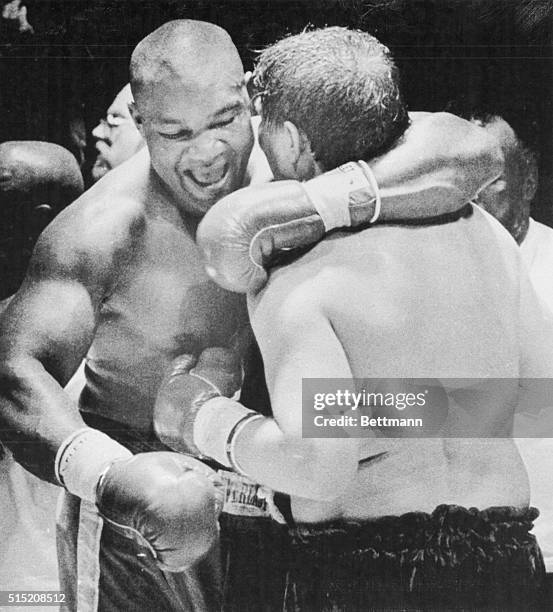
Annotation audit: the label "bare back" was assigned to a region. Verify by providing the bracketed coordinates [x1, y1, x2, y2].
[250, 205, 541, 523]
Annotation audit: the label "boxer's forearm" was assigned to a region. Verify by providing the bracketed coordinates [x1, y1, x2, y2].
[0, 356, 87, 483]
[373, 112, 504, 221]
[194, 399, 357, 500]
[0, 271, 98, 484]
[235, 418, 357, 500]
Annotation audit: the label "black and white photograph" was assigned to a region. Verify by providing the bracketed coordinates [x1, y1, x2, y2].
[0, 1, 552, 610]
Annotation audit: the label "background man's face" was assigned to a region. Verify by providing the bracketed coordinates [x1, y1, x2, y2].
[91, 84, 143, 181]
[474, 117, 532, 238]
[136, 73, 254, 216]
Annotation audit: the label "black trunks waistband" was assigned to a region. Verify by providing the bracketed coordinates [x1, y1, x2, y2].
[220, 504, 545, 611]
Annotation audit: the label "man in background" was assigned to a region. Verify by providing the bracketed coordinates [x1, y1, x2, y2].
[473, 112, 553, 609]
[90, 83, 144, 182]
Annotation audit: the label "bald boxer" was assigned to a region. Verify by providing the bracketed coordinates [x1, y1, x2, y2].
[0, 20, 506, 612]
[0, 141, 83, 300]
[91, 83, 144, 182]
[179, 27, 553, 610]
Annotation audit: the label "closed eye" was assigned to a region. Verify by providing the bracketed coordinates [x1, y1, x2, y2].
[210, 115, 237, 130]
[159, 130, 193, 141]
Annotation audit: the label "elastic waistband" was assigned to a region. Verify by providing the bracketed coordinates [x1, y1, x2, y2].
[290, 504, 539, 553]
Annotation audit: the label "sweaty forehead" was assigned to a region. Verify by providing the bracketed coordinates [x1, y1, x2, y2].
[140, 73, 245, 124]
[141, 54, 243, 96]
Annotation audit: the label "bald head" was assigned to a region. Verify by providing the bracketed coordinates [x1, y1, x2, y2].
[126, 20, 254, 216]
[0, 142, 84, 297]
[0, 141, 84, 210]
[130, 20, 243, 106]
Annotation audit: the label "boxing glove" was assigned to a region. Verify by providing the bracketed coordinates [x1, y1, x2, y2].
[154, 347, 243, 455]
[197, 112, 503, 294]
[55, 429, 222, 570]
[96, 451, 221, 571]
[197, 163, 377, 293]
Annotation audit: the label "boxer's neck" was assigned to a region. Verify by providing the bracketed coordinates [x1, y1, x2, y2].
[147, 165, 201, 235]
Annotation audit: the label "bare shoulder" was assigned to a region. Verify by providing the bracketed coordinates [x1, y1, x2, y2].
[248, 244, 343, 330]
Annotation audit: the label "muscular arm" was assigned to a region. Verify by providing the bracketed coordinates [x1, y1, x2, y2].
[198, 112, 504, 294]
[0, 204, 134, 482]
[226, 288, 359, 500]
[373, 112, 502, 219]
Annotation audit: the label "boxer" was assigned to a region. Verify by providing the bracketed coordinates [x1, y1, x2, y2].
[0, 20, 507, 612]
[164, 27, 553, 610]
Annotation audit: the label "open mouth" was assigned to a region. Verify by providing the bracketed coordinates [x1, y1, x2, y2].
[187, 162, 229, 190]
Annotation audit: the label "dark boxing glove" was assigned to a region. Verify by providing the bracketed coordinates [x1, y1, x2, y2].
[154, 347, 243, 455]
[55, 431, 222, 570]
[96, 452, 221, 571]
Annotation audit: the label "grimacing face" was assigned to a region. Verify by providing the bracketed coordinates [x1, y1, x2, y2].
[135, 75, 254, 216]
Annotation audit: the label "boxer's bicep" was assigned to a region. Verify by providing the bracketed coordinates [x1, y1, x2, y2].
[3, 224, 107, 382]
[374, 112, 504, 221]
[2, 276, 96, 384]
[0, 231, 108, 481]
[239, 289, 358, 499]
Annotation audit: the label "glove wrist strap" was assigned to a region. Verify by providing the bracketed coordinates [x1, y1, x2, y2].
[193, 397, 258, 470]
[55, 428, 132, 502]
[226, 413, 265, 476]
[303, 161, 377, 231]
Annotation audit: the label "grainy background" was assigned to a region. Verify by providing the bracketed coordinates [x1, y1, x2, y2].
[0, 0, 551, 219]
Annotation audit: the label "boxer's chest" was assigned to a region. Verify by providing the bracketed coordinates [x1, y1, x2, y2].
[97, 216, 247, 357]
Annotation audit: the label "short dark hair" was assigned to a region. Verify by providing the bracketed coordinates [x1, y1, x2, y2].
[253, 26, 409, 170]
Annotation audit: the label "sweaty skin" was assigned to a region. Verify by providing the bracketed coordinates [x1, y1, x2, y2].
[80, 153, 250, 430]
[0, 20, 254, 481]
[0, 21, 504, 486]
[0, 149, 249, 471]
[234, 206, 553, 522]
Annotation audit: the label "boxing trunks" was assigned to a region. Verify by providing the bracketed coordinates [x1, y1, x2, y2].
[220, 502, 545, 611]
